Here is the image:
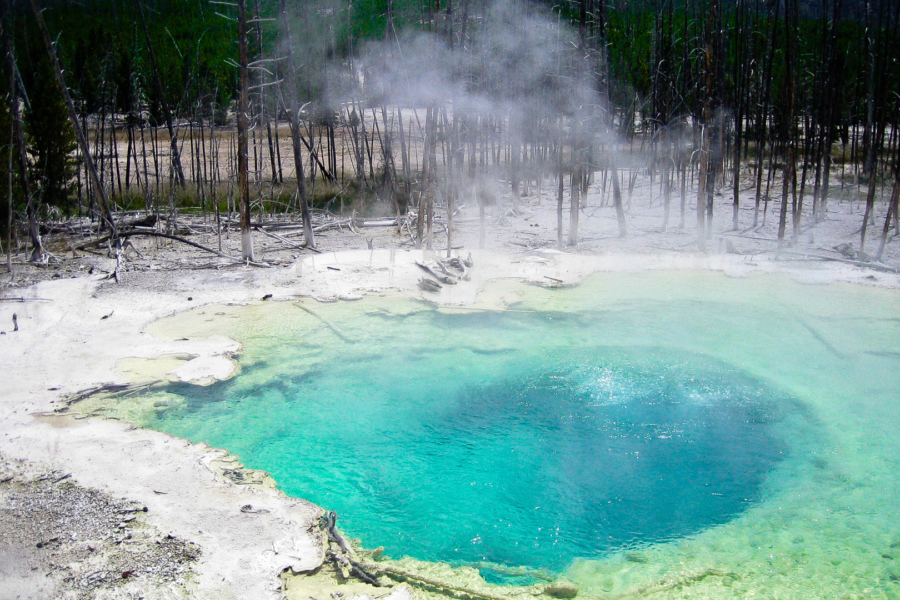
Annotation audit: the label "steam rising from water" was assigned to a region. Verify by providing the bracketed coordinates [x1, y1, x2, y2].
[288, 0, 615, 137]
[355, 0, 597, 118]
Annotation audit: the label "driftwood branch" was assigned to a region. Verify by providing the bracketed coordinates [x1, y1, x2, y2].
[61, 382, 158, 407]
[359, 560, 515, 600]
[121, 232, 271, 267]
[319, 511, 381, 587]
[75, 230, 271, 268]
[774, 250, 900, 273]
[416, 261, 457, 285]
[257, 226, 306, 251]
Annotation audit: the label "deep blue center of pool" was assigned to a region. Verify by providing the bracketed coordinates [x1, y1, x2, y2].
[150, 308, 800, 576]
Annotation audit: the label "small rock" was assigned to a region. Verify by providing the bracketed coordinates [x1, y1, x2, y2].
[545, 580, 578, 598]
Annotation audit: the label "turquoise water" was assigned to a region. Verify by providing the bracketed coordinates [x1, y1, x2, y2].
[126, 271, 900, 597]
[161, 344, 805, 572]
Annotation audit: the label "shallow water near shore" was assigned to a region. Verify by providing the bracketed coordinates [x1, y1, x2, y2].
[102, 270, 900, 597]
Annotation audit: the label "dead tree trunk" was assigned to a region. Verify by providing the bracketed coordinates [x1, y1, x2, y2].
[5, 115, 10, 276]
[596, 0, 625, 239]
[3, 12, 42, 261]
[697, 123, 709, 251]
[237, 0, 255, 261]
[137, 1, 186, 188]
[875, 167, 899, 261]
[557, 137, 564, 249]
[777, 0, 797, 249]
[279, 0, 315, 248]
[859, 0, 879, 252]
[611, 160, 627, 237]
[3, 6, 12, 274]
[568, 166, 580, 246]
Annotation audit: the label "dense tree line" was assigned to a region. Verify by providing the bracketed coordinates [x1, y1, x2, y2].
[2, 0, 898, 260]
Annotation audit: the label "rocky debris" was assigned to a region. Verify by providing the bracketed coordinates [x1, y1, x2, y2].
[544, 580, 578, 598]
[0, 455, 200, 599]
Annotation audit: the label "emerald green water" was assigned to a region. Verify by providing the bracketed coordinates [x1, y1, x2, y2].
[124, 271, 900, 597]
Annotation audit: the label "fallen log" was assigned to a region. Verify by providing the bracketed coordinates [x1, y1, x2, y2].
[313, 219, 352, 233]
[257, 226, 306, 251]
[76, 230, 271, 268]
[359, 561, 515, 600]
[120, 231, 272, 268]
[359, 219, 399, 228]
[440, 257, 470, 281]
[774, 250, 899, 273]
[319, 511, 381, 586]
[415, 261, 457, 285]
[60, 382, 158, 406]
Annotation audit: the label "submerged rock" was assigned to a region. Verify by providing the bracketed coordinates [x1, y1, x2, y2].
[544, 580, 578, 598]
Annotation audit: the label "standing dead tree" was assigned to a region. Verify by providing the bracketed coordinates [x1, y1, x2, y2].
[235, 0, 255, 261]
[777, 0, 798, 249]
[137, 1, 186, 189]
[278, 0, 315, 248]
[3, 7, 42, 261]
[596, 0, 626, 239]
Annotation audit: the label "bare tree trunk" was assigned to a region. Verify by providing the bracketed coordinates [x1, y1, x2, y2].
[445, 109, 457, 258]
[137, 1, 185, 188]
[859, 0, 878, 252]
[237, 0, 255, 261]
[397, 108, 411, 195]
[5, 116, 10, 277]
[422, 105, 437, 250]
[697, 124, 709, 250]
[568, 166, 580, 246]
[611, 159, 627, 237]
[279, 0, 315, 248]
[875, 170, 899, 261]
[557, 155, 564, 250]
[777, 0, 797, 250]
[753, 1, 778, 228]
[4, 13, 43, 261]
[4, 7, 12, 275]
[662, 154, 672, 232]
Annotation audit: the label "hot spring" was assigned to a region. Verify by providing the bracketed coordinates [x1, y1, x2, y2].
[95, 269, 900, 598]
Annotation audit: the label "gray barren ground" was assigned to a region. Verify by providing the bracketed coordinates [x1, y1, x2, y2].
[0, 456, 200, 599]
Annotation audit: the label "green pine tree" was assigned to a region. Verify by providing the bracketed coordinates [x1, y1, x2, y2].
[22, 28, 77, 217]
